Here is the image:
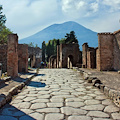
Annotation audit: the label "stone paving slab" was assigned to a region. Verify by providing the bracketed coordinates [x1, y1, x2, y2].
[0, 68, 120, 120]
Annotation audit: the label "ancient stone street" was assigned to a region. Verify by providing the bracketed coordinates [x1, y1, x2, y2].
[0, 69, 120, 120]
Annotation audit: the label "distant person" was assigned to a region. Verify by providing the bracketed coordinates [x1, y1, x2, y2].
[41, 61, 44, 68]
[44, 62, 47, 68]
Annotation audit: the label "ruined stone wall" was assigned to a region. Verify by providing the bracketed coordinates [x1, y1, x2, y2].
[53, 59, 57, 68]
[49, 55, 57, 68]
[60, 43, 80, 68]
[7, 34, 18, 77]
[57, 45, 60, 68]
[87, 48, 96, 69]
[97, 33, 114, 71]
[0, 45, 7, 72]
[18, 44, 28, 73]
[82, 43, 88, 68]
[114, 30, 120, 47]
[87, 51, 91, 69]
[113, 32, 120, 70]
[82, 43, 96, 69]
[96, 48, 100, 70]
[28, 47, 42, 68]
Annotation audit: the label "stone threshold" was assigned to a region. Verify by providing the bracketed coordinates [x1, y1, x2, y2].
[73, 67, 120, 108]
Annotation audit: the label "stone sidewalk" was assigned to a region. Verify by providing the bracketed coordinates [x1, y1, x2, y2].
[79, 68, 120, 91]
[0, 69, 120, 120]
[0, 69, 37, 108]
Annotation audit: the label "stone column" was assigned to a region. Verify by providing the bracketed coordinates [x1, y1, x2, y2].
[82, 43, 88, 68]
[57, 45, 60, 68]
[7, 34, 18, 77]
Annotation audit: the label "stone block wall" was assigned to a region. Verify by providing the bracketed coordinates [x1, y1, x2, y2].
[57, 45, 60, 68]
[0, 45, 7, 72]
[7, 34, 18, 77]
[28, 47, 42, 68]
[114, 30, 120, 47]
[49, 55, 57, 68]
[97, 33, 114, 71]
[82, 43, 96, 69]
[96, 48, 100, 70]
[113, 31, 120, 70]
[60, 43, 80, 68]
[82, 43, 88, 68]
[18, 44, 28, 73]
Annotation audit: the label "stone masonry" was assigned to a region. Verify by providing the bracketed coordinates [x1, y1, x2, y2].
[0, 45, 7, 73]
[18, 44, 28, 73]
[28, 47, 42, 68]
[58, 43, 81, 68]
[82, 43, 96, 69]
[49, 43, 81, 69]
[97, 30, 120, 71]
[7, 34, 18, 77]
[0, 34, 42, 77]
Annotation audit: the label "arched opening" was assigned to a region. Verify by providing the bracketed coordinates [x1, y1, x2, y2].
[52, 59, 54, 68]
[67, 55, 73, 69]
[28, 54, 35, 68]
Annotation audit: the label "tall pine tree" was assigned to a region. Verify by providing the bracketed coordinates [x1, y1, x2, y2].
[42, 41, 46, 62]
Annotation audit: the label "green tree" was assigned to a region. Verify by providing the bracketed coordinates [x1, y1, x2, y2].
[65, 31, 78, 44]
[60, 38, 66, 44]
[28, 42, 34, 47]
[0, 5, 6, 26]
[0, 5, 12, 44]
[42, 41, 46, 62]
[0, 26, 12, 44]
[35, 44, 38, 48]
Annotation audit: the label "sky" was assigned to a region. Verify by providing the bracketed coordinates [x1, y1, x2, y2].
[0, 0, 120, 39]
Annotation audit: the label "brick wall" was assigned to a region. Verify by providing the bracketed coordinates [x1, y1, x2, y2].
[18, 44, 28, 73]
[82, 43, 88, 68]
[113, 32, 120, 70]
[96, 48, 100, 70]
[28, 47, 42, 68]
[7, 34, 18, 77]
[97, 33, 114, 71]
[60, 43, 80, 68]
[82, 43, 96, 69]
[57, 45, 60, 68]
[0, 45, 7, 72]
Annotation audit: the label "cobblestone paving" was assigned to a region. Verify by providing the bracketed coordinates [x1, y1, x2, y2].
[0, 69, 120, 120]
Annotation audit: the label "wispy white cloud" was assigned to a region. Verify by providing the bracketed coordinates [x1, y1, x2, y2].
[61, 0, 99, 18]
[102, 0, 120, 12]
[0, 0, 120, 39]
[0, 0, 60, 39]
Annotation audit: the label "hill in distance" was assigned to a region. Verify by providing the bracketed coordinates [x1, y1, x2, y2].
[19, 21, 98, 50]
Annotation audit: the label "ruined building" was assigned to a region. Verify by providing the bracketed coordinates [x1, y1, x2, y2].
[82, 43, 97, 69]
[82, 29, 120, 71]
[49, 43, 82, 68]
[96, 30, 120, 71]
[0, 34, 42, 77]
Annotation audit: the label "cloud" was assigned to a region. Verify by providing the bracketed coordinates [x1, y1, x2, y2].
[61, 0, 99, 18]
[0, 0, 120, 40]
[102, 0, 120, 12]
[0, 0, 60, 39]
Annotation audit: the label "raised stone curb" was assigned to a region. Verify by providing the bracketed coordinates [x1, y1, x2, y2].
[73, 67, 120, 108]
[0, 73, 37, 108]
[0, 77, 11, 85]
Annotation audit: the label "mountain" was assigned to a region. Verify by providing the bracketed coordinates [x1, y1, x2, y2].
[19, 21, 98, 50]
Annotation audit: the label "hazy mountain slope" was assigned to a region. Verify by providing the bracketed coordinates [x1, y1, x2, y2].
[19, 21, 98, 49]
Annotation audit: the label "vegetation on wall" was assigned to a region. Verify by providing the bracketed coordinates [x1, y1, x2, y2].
[42, 31, 78, 62]
[27, 42, 38, 48]
[0, 5, 13, 44]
